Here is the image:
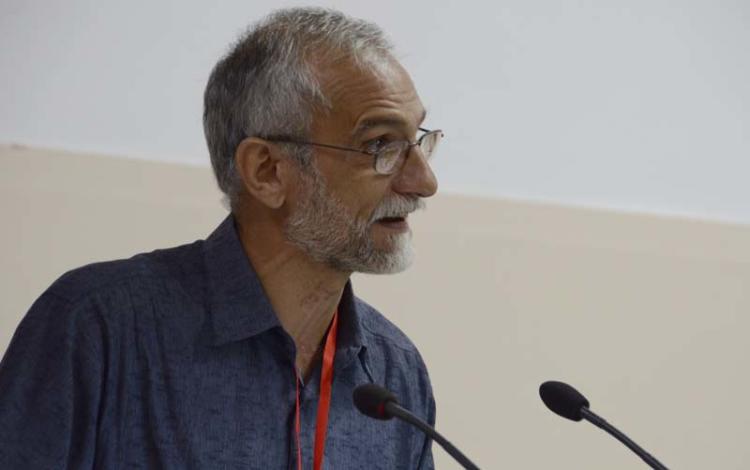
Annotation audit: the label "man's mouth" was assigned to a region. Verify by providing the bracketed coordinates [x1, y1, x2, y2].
[375, 215, 409, 231]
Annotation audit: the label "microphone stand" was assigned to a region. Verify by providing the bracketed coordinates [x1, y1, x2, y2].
[580, 407, 668, 470]
[386, 402, 480, 470]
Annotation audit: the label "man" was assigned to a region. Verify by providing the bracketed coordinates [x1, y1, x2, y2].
[0, 7, 441, 469]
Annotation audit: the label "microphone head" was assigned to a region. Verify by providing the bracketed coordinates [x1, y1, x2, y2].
[353, 383, 399, 420]
[539, 381, 590, 421]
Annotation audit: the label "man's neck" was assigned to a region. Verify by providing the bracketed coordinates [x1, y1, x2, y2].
[235, 215, 350, 380]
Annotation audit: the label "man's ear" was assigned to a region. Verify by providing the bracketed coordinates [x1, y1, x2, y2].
[234, 137, 289, 209]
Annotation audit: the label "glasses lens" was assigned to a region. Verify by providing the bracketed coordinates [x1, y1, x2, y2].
[420, 130, 442, 160]
[375, 142, 408, 174]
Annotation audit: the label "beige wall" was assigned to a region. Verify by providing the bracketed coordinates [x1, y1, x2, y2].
[2, 145, 749, 469]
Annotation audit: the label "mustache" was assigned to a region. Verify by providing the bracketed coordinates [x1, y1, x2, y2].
[369, 195, 425, 222]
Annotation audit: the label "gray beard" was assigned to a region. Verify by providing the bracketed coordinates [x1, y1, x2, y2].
[284, 165, 418, 274]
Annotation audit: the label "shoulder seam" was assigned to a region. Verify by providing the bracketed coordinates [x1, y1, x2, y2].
[53, 270, 162, 308]
[360, 324, 421, 355]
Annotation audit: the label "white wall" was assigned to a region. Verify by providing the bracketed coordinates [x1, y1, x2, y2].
[2, 0, 749, 224]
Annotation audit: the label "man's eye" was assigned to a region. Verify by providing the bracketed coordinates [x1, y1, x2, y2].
[363, 137, 390, 153]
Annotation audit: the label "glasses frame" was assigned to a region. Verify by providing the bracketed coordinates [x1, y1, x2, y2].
[262, 127, 443, 175]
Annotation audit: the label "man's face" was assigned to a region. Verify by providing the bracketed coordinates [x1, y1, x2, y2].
[284, 56, 438, 274]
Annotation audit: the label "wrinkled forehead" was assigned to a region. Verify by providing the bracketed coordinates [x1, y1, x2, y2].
[312, 54, 425, 137]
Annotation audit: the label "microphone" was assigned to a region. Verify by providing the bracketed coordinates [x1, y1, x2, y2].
[539, 381, 669, 470]
[353, 383, 480, 470]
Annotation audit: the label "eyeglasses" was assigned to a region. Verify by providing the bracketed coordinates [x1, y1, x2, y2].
[263, 127, 443, 175]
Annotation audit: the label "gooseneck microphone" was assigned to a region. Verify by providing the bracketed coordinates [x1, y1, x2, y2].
[539, 381, 669, 470]
[353, 384, 480, 470]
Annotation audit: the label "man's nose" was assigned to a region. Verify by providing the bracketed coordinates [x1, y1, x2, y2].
[391, 146, 438, 198]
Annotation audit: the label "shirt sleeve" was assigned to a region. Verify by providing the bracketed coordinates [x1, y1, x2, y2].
[0, 288, 104, 469]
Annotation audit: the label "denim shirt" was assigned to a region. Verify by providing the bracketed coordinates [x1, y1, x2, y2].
[0, 216, 435, 469]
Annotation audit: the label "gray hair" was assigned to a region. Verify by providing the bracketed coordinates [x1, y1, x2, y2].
[203, 7, 394, 210]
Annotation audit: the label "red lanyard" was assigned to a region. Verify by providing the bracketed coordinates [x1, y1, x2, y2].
[295, 310, 339, 470]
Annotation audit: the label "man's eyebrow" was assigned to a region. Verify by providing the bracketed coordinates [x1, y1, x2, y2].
[351, 109, 428, 140]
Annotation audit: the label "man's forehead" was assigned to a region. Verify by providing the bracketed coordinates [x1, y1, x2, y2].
[351, 109, 428, 139]
[316, 57, 425, 134]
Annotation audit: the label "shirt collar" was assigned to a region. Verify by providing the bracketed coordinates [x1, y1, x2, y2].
[336, 280, 369, 352]
[203, 215, 369, 352]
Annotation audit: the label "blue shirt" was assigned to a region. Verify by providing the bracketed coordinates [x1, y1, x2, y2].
[0, 216, 435, 469]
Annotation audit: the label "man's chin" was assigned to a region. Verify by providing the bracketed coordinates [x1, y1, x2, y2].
[372, 223, 412, 246]
[357, 234, 414, 274]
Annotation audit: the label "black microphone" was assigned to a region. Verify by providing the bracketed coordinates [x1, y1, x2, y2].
[539, 380, 669, 470]
[353, 383, 480, 470]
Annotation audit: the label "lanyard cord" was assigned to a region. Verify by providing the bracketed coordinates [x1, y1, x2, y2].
[294, 310, 339, 470]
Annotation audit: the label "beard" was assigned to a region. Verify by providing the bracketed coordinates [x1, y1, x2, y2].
[284, 164, 424, 274]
